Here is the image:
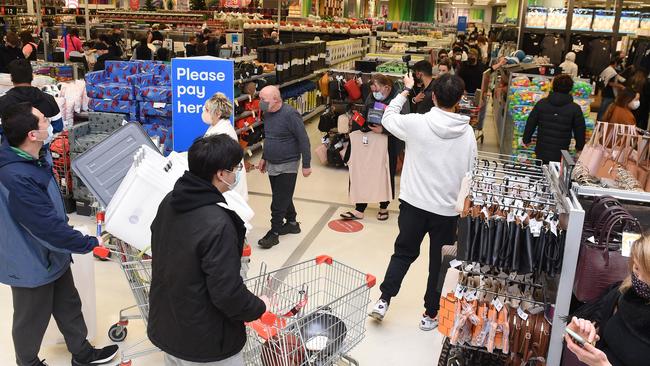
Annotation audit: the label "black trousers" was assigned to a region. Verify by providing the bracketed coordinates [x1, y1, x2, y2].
[379, 200, 458, 317]
[355, 202, 389, 213]
[269, 173, 298, 233]
[11, 267, 91, 366]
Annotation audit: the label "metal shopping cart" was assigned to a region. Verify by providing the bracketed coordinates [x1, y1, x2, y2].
[458, 92, 485, 144]
[93, 239, 157, 366]
[93, 237, 254, 366]
[243, 255, 376, 366]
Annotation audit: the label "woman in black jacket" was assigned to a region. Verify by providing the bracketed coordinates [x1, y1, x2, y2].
[523, 74, 586, 164]
[566, 232, 650, 366]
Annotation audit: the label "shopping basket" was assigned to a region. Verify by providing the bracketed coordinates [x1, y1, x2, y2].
[93, 237, 254, 366]
[243, 255, 376, 366]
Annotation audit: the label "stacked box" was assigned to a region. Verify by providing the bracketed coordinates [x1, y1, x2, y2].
[142, 116, 173, 156]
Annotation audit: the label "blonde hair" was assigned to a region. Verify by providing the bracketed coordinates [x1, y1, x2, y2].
[620, 232, 650, 294]
[203, 92, 233, 120]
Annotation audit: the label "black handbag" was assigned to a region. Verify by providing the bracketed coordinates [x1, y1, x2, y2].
[457, 216, 472, 261]
[318, 111, 338, 132]
[511, 223, 523, 272]
[520, 225, 535, 274]
[491, 218, 505, 266]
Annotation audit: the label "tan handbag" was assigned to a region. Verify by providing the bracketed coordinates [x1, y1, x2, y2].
[578, 122, 605, 174]
[594, 125, 622, 179]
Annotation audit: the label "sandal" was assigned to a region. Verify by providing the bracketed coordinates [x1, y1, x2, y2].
[377, 211, 389, 221]
[340, 211, 363, 220]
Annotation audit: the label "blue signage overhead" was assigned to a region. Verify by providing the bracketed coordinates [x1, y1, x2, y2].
[457, 16, 468, 32]
[171, 56, 234, 152]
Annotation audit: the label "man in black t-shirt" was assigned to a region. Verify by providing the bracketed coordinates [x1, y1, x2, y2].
[410, 60, 435, 114]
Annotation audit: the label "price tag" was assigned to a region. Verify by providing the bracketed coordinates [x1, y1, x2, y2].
[246, 149, 253, 157]
[153, 102, 166, 109]
[587, 236, 596, 244]
[509, 272, 518, 280]
[464, 263, 475, 272]
[507, 211, 516, 223]
[529, 218, 542, 238]
[449, 259, 463, 269]
[252, 110, 256, 118]
[517, 306, 529, 320]
[454, 284, 466, 299]
[550, 220, 558, 236]
[492, 297, 503, 312]
[622, 231, 642, 257]
[249, 95, 253, 103]
[464, 289, 478, 301]
[481, 206, 490, 218]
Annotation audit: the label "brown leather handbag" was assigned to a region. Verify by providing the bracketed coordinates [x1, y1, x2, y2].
[574, 210, 640, 302]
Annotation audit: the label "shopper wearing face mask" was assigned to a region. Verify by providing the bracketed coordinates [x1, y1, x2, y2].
[0, 60, 64, 136]
[256, 86, 311, 249]
[0, 102, 117, 366]
[565, 232, 650, 366]
[202, 92, 248, 201]
[602, 87, 640, 126]
[457, 48, 487, 94]
[148, 134, 267, 366]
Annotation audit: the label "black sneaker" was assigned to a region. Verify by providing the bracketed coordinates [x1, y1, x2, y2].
[278, 222, 301, 235]
[258, 231, 279, 249]
[71, 345, 119, 366]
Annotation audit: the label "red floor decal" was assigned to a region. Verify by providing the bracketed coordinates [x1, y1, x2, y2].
[328, 219, 364, 233]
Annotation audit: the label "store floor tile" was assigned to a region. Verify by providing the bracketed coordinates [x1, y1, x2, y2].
[0, 102, 503, 365]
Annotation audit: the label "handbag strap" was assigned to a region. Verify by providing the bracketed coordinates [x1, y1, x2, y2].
[599, 211, 637, 266]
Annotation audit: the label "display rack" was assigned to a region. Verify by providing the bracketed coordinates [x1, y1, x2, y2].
[443, 152, 585, 366]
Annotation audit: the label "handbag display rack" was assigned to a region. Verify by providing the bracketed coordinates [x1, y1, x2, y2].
[441, 152, 588, 366]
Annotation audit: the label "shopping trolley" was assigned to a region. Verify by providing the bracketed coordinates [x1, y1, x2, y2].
[93, 237, 254, 365]
[459, 92, 485, 144]
[93, 239, 156, 366]
[243, 255, 376, 366]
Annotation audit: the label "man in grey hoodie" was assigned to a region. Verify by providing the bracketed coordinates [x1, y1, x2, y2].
[369, 73, 477, 331]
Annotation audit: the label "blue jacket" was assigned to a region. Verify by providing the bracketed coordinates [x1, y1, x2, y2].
[0, 140, 98, 288]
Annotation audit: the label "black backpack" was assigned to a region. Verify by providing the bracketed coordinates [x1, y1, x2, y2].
[318, 111, 338, 132]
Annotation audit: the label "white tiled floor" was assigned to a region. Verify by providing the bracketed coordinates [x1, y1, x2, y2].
[0, 105, 501, 366]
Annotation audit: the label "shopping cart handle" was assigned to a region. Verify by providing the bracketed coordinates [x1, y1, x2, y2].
[93, 245, 110, 259]
[260, 311, 277, 326]
[242, 244, 252, 257]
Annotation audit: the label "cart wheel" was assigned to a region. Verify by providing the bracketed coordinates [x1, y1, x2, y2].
[108, 324, 127, 342]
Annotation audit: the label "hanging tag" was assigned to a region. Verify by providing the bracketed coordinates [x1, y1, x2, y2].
[247, 149, 253, 157]
[481, 206, 490, 218]
[464, 263, 475, 273]
[252, 110, 256, 118]
[362, 135, 368, 145]
[622, 231, 642, 257]
[507, 211, 516, 223]
[517, 306, 529, 320]
[321, 136, 328, 144]
[454, 284, 466, 299]
[550, 220, 558, 236]
[249, 95, 253, 103]
[529, 218, 542, 237]
[492, 297, 503, 312]
[587, 236, 596, 244]
[465, 289, 478, 301]
[234, 99, 239, 106]
[509, 272, 518, 280]
[449, 259, 463, 269]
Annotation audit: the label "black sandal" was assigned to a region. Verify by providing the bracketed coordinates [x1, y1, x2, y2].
[377, 211, 389, 221]
[340, 211, 363, 220]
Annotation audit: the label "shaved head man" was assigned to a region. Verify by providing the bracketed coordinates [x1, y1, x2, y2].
[256, 86, 311, 249]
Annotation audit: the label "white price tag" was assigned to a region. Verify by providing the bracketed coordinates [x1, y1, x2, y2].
[464, 289, 478, 301]
[587, 236, 596, 244]
[509, 272, 518, 280]
[249, 95, 253, 103]
[454, 284, 466, 299]
[492, 297, 503, 312]
[252, 110, 256, 118]
[507, 211, 516, 223]
[622, 231, 642, 257]
[246, 149, 253, 157]
[449, 259, 463, 269]
[517, 306, 529, 320]
[550, 220, 558, 236]
[153, 102, 166, 109]
[464, 263, 475, 272]
[529, 218, 542, 238]
[481, 206, 490, 218]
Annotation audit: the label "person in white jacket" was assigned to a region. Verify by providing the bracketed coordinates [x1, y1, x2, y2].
[202, 92, 249, 201]
[369, 73, 478, 331]
[560, 52, 579, 78]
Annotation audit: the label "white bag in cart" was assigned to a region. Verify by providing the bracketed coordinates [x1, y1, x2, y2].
[106, 146, 253, 255]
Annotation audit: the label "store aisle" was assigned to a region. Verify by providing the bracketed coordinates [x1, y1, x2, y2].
[0, 109, 498, 366]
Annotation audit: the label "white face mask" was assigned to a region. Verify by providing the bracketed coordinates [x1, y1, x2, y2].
[34, 124, 54, 145]
[373, 91, 386, 101]
[629, 100, 641, 110]
[219, 164, 242, 190]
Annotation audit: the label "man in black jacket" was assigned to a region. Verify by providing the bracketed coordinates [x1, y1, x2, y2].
[0, 60, 64, 134]
[523, 74, 586, 164]
[148, 134, 266, 366]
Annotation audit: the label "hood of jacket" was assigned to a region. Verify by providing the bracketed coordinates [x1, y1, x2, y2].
[547, 92, 574, 107]
[565, 52, 576, 62]
[0, 86, 59, 117]
[0, 139, 40, 169]
[426, 107, 471, 139]
[170, 171, 227, 213]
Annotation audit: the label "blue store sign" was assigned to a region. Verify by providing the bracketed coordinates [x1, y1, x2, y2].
[457, 16, 467, 32]
[171, 56, 234, 152]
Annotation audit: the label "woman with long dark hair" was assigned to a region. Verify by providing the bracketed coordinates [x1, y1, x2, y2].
[602, 87, 640, 126]
[19, 30, 38, 61]
[628, 68, 650, 130]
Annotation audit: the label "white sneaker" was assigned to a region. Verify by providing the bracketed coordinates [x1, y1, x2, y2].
[419, 314, 438, 331]
[369, 299, 389, 321]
